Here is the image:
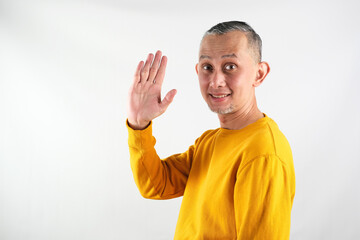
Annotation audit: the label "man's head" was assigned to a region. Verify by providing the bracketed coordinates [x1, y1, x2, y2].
[196, 21, 270, 115]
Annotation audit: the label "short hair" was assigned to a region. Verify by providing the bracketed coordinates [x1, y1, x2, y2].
[203, 21, 262, 63]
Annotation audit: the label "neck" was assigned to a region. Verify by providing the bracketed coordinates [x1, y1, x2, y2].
[217, 101, 264, 130]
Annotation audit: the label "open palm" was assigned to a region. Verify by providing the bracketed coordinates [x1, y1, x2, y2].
[127, 51, 177, 130]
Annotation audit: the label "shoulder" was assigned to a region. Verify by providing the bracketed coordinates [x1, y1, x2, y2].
[241, 117, 293, 166]
[190, 128, 221, 153]
[195, 128, 220, 143]
[265, 118, 292, 154]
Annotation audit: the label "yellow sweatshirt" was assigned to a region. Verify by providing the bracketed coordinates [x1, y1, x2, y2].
[127, 115, 295, 240]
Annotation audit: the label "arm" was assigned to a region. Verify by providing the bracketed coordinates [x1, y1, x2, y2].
[234, 155, 295, 239]
[127, 121, 194, 199]
[127, 51, 188, 199]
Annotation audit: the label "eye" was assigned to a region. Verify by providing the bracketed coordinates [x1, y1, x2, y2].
[202, 64, 213, 71]
[224, 64, 237, 71]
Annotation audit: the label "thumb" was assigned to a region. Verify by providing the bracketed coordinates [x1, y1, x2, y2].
[160, 89, 177, 112]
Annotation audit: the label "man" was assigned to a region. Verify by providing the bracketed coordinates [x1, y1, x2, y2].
[127, 21, 295, 239]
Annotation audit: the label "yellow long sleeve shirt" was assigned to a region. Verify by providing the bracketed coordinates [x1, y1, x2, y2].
[127, 115, 295, 240]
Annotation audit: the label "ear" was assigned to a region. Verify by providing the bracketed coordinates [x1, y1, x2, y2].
[195, 63, 199, 75]
[253, 61, 270, 87]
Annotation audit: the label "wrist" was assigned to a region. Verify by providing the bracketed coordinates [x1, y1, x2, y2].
[127, 119, 150, 130]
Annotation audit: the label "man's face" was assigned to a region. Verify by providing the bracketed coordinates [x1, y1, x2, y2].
[196, 31, 261, 115]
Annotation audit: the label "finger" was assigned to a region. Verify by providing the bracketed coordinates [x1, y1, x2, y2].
[148, 50, 162, 83]
[160, 89, 177, 113]
[133, 61, 144, 84]
[140, 53, 154, 82]
[154, 55, 167, 85]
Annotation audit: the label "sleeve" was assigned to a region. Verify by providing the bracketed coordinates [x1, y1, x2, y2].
[127, 120, 195, 200]
[234, 154, 295, 240]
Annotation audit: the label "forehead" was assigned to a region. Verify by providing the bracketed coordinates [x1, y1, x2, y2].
[199, 31, 249, 59]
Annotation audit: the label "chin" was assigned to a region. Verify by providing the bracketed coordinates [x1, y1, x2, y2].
[209, 105, 234, 115]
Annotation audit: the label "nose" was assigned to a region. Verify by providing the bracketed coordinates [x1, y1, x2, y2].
[209, 70, 226, 88]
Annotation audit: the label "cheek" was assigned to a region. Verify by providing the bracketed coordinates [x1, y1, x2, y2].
[198, 76, 208, 90]
[198, 77, 210, 99]
[231, 71, 254, 87]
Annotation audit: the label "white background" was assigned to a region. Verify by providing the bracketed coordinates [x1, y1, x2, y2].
[1, 0, 359, 239]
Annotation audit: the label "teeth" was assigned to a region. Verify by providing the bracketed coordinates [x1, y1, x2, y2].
[211, 94, 229, 98]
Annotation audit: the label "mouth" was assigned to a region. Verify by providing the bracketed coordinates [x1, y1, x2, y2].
[208, 93, 231, 103]
[209, 93, 231, 99]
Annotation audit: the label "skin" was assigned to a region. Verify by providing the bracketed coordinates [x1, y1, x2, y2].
[127, 31, 270, 130]
[196, 31, 270, 129]
[127, 51, 177, 130]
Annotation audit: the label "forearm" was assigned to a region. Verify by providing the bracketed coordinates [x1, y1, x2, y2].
[127, 120, 189, 199]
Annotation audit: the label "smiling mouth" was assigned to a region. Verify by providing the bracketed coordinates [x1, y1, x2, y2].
[209, 93, 231, 98]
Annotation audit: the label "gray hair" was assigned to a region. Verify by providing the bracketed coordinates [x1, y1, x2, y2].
[203, 21, 262, 63]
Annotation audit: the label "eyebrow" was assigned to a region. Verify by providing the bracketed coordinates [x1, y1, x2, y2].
[221, 54, 238, 59]
[199, 53, 238, 61]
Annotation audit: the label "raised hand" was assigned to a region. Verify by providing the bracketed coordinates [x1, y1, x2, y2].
[127, 50, 177, 130]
